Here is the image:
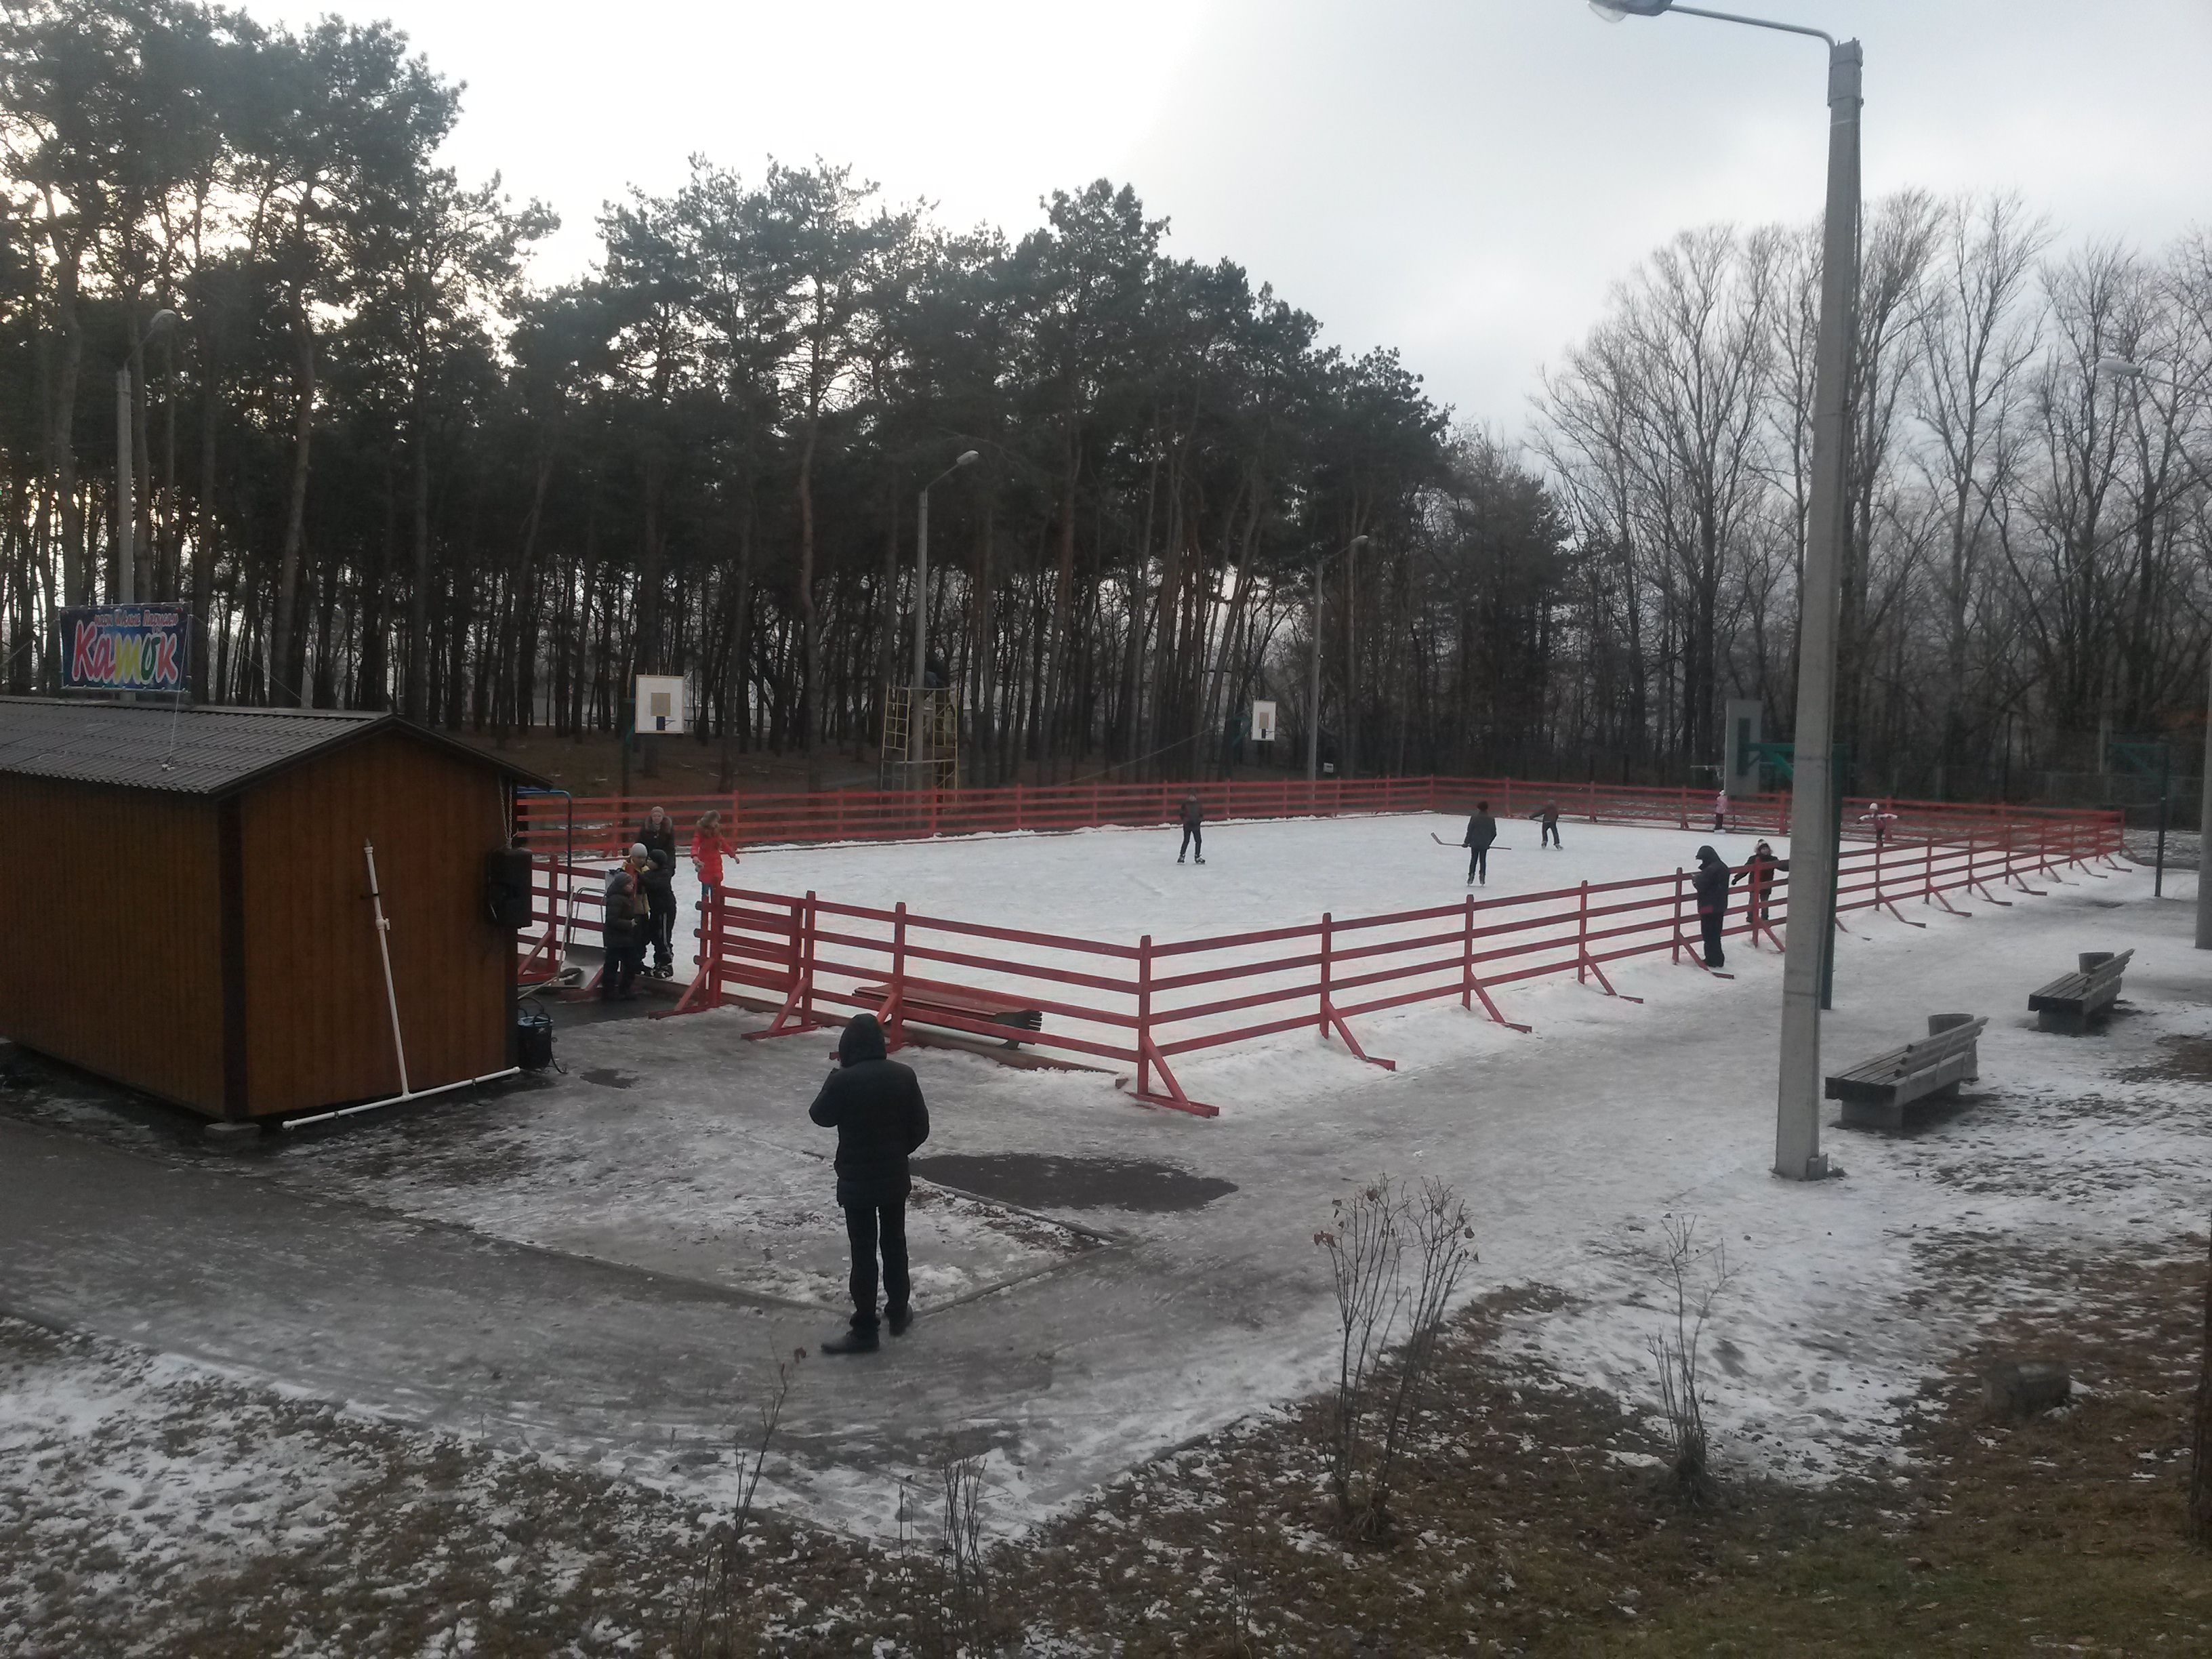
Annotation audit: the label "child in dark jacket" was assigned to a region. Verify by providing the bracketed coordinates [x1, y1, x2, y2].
[642, 848, 678, 976]
[808, 1014, 930, 1353]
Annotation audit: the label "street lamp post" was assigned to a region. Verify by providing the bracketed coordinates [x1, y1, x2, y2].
[1309, 534, 1368, 782]
[1594, 0, 1858, 1182]
[115, 308, 180, 608]
[2097, 355, 2212, 945]
[911, 449, 980, 771]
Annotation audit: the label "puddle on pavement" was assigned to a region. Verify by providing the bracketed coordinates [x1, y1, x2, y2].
[581, 1068, 640, 1090]
[2113, 1036, 2212, 1084]
[910, 1153, 1235, 1212]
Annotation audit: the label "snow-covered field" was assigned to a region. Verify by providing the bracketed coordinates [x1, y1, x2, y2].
[11, 812, 2207, 1544]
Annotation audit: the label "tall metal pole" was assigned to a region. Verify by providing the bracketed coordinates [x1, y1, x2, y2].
[115, 367, 134, 606]
[1773, 38, 1861, 1183]
[1345, 539, 1357, 779]
[910, 483, 928, 768]
[2200, 661, 2212, 947]
[1307, 552, 1322, 782]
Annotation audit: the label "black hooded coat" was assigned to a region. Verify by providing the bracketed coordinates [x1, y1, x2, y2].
[1692, 848, 1731, 916]
[808, 1015, 930, 1206]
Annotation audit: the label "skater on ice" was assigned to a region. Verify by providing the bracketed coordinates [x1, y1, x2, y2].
[1178, 791, 1205, 863]
[1712, 789, 1728, 835]
[808, 1012, 930, 1355]
[1534, 800, 1561, 848]
[1463, 801, 1498, 885]
[638, 804, 677, 869]
[1734, 839, 1787, 923]
[692, 808, 738, 897]
[642, 847, 678, 977]
[1860, 800, 1898, 846]
[600, 869, 644, 1000]
[1692, 844, 1731, 968]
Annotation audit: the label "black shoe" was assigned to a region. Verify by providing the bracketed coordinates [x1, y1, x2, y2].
[820, 1328, 879, 1355]
[886, 1306, 913, 1337]
[1194, 857, 1205, 865]
[1176, 857, 1185, 863]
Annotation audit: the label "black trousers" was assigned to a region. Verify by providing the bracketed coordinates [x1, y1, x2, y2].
[649, 906, 676, 967]
[1179, 824, 1203, 859]
[842, 1199, 910, 1330]
[1700, 910, 1725, 966]
[1467, 846, 1489, 883]
[1540, 822, 1560, 848]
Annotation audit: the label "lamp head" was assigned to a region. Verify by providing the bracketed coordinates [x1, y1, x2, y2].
[1591, 0, 1673, 18]
[144, 308, 181, 340]
[1349, 534, 1370, 548]
[956, 449, 980, 466]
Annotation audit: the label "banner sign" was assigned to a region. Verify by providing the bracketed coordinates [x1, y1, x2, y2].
[59, 605, 191, 694]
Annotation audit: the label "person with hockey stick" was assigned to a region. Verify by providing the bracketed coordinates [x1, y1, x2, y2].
[809, 1012, 930, 1355]
[1464, 801, 1498, 886]
[1692, 844, 1732, 968]
[1532, 800, 1561, 849]
[1178, 791, 1205, 864]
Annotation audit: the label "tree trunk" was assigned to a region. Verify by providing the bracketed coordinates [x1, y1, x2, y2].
[270, 295, 315, 705]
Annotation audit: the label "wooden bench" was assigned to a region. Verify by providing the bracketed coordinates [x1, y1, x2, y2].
[853, 983, 1044, 1048]
[1826, 1013, 1986, 1131]
[2029, 949, 2131, 1035]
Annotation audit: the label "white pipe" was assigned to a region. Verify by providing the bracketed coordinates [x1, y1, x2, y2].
[278, 1067, 524, 1131]
[364, 839, 411, 1096]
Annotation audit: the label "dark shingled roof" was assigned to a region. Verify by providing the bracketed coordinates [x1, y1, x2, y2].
[0, 698, 550, 797]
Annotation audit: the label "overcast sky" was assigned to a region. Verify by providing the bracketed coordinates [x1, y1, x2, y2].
[258, 0, 2212, 430]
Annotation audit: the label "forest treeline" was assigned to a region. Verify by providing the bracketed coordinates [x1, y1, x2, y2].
[4, 1, 2208, 796]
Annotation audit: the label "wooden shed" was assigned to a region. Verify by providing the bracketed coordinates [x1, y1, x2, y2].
[0, 697, 548, 1121]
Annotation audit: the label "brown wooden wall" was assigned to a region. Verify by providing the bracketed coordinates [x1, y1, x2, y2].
[0, 775, 225, 1111]
[237, 733, 513, 1114]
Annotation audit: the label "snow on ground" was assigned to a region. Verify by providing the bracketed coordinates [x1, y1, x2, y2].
[14, 813, 2207, 1539]
[355, 823, 2207, 1503]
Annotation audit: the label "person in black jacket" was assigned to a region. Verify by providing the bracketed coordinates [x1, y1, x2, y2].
[808, 1013, 930, 1354]
[1692, 844, 1731, 968]
[1463, 802, 1498, 886]
[642, 848, 678, 977]
[1177, 792, 1204, 865]
[600, 872, 644, 1000]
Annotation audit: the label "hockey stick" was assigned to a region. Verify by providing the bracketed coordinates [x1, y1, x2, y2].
[1432, 832, 1513, 849]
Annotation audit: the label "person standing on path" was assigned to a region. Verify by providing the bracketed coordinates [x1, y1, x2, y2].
[638, 806, 677, 869]
[1178, 792, 1205, 864]
[1534, 801, 1561, 849]
[1464, 802, 1498, 886]
[808, 1013, 930, 1355]
[1693, 844, 1732, 968]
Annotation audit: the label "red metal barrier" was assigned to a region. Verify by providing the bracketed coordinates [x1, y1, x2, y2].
[567, 808, 2123, 1116]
